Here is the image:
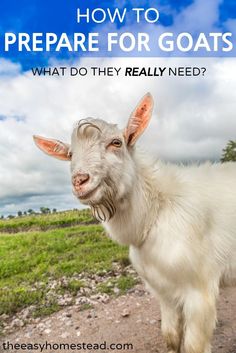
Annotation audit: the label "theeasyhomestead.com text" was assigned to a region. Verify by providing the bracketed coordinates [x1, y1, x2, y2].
[2, 341, 134, 352]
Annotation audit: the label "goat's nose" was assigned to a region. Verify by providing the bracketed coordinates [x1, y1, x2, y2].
[73, 173, 90, 188]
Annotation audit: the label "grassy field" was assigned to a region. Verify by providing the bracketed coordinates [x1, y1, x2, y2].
[0, 209, 95, 233]
[0, 210, 134, 328]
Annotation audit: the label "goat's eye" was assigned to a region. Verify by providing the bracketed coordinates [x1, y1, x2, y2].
[68, 151, 73, 158]
[110, 139, 122, 148]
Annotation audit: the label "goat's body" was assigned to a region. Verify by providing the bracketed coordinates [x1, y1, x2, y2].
[35, 93, 236, 353]
[105, 156, 236, 353]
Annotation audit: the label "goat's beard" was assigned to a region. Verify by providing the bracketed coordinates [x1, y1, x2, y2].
[88, 178, 117, 222]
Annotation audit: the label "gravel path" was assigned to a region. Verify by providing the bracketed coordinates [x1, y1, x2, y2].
[1, 285, 235, 353]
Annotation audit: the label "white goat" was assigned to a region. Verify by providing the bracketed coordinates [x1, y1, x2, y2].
[33, 93, 236, 353]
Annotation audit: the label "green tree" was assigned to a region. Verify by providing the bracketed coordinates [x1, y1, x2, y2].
[221, 140, 236, 163]
[17, 211, 23, 217]
[40, 207, 51, 214]
[52, 208, 57, 213]
[28, 209, 34, 214]
[40, 207, 46, 214]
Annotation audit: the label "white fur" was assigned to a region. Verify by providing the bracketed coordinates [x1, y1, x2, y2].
[104, 154, 236, 353]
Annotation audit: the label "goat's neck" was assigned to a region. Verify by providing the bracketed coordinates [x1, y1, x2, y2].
[104, 161, 161, 247]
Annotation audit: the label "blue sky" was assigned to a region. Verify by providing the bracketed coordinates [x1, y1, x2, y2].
[0, 0, 236, 70]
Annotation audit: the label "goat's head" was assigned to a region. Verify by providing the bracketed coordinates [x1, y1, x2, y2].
[33, 93, 154, 221]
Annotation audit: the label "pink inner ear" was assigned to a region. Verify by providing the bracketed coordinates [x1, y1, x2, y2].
[39, 139, 57, 152]
[135, 102, 148, 119]
[33, 136, 71, 161]
[125, 93, 154, 146]
[133, 94, 153, 120]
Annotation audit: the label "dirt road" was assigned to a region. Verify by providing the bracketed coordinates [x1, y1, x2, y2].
[1, 285, 235, 353]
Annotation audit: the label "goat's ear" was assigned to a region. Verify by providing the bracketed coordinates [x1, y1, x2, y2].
[124, 93, 154, 146]
[33, 135, 71, 161]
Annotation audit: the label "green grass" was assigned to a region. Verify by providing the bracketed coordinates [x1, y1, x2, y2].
[0, 209, 137, 327]
[0, 224, 129, 317]
[98, 275, 138, 295]
[80, 303, 94, 311]
[66, 279, 85, 295]
[0, 209, 95, 233]
[32, 302, 60, 318]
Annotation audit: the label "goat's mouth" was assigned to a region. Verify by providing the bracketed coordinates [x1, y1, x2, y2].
[74, 184, 101, 201]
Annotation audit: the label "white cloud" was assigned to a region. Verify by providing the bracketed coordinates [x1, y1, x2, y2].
[174, 0, 223, 32]
[0, 57, 236, 216]
[0, 58, 22, 76]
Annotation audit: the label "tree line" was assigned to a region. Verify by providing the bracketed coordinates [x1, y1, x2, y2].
[1, 207, 57, 220]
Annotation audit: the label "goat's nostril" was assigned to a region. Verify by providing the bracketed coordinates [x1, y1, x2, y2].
[80, 173, 90, 185]
[73, 173, 90, 188]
